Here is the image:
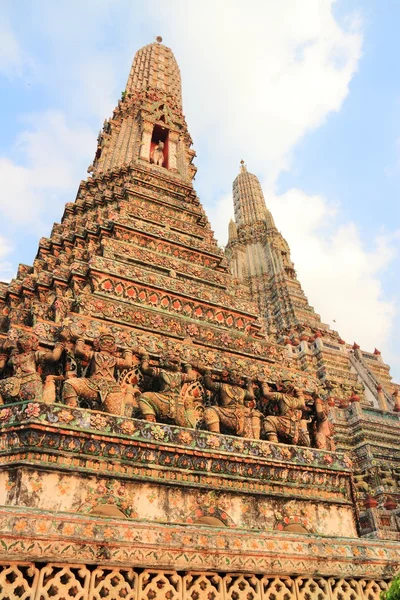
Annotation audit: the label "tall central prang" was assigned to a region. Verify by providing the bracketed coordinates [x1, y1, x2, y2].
[89, 39, 196, 182]
[0, 38, 398, 600]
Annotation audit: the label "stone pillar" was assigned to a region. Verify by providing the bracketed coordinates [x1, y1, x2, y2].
[352, 342, 362, 361]
[168, 131, 179, 172]
[376, 385, 388, 411]
[349, 391, 362, 416]
[313, 333, 323, 351]
[393, 390, 400, 412]
[140, 122, 153, 161]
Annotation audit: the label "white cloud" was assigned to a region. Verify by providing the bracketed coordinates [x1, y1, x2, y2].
[209, 182, 400, 367]
[0, 19, 24, 76]
[1, 1, 399, 377]
[148, 0, 362, 191]
[142, 0, 397, 371]
[0, 110, 94, 229]
[267, 188, 398, 352]
[207, 184, 399, 360]
[0, 237, 14, 283]
[19, 1, 127, 122]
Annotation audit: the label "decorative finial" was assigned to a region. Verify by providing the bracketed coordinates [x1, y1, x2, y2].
[240, 159, 247, 173]
[155, 36, 163, 43]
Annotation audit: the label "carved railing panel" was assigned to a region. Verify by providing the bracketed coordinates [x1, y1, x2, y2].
[183, 572, 223, 600]
[36, 564, 91, 600]
[262, 576, 296, 600]
[295, 577, 330, 600]
[0, 564, 39, 600]
[359, 579, 388, 600]
[89, 567, 138, 600]
[0, 564, 393, 600]
[138, 570, 182, 600]
[329, 578, 361, 600]
[224, 574, 261, 600]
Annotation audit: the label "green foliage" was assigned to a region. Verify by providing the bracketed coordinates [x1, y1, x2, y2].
[381, 575, 400, 600]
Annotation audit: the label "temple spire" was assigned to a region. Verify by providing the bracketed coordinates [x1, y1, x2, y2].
[228, 218, 238, 241]
[226, 163, 322, 334]
[125, 40, 182, 109]
[87, 40, 196, 181]
[232, 162, 276, 229]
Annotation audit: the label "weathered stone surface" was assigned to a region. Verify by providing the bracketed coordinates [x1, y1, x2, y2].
[0, 37, 399, 597]
[0, 507, 398, 578]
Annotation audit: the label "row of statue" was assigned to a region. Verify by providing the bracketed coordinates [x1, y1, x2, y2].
[0, 329, 334, 449]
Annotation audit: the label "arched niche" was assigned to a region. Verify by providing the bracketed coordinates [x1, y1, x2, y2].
[193, 516, 226, 527]
[188, 506, 234, 527]
[89, 504, 127, 518]
[150, 123, 169, 167]
[282, 523, 308, 533]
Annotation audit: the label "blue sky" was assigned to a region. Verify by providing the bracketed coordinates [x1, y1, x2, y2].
[0, 0, 399, 381]
[285, 1, 400, 232]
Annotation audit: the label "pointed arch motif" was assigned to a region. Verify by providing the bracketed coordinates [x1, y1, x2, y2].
[188, 506, 235, 527]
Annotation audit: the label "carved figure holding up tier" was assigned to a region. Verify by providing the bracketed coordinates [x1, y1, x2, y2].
[0, 330, 66, 404]
[151, 141, 164, 167]
[203, 370, 262, 439]
[311, 396, 335, 451]
[137, 351, 198, 427]
[260, 379, 310, 445]
[62, 332, 136, 415]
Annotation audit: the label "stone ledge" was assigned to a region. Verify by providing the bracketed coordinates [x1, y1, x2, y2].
[0, 506, 398, 578]
[0, 402, 354, 506]
[0, 402, 350, 470]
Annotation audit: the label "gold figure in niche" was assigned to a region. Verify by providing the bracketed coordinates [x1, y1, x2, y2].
[151, 141, 165, 166]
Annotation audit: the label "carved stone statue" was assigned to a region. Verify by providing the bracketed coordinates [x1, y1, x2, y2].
[137, 351, 198, 426]
[62, 332, 136, 415]
[354, 473, 370, 495]
[311, 396, 335, 451]
[203, 370, 262, 439]
[378, 467, 396, 489]
[0, 330, 66, 404]
[260, 379, 310, 445]
[152, 141, 164, 167]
